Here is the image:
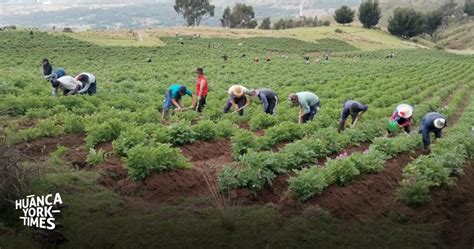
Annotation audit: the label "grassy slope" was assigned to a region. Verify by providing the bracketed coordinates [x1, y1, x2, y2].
[437, 21, 474, 51]
[63, 26, 419, 50]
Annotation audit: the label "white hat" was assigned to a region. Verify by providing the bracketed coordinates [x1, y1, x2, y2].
[434, 118, 446, 129]
[397, 104, 413, 118]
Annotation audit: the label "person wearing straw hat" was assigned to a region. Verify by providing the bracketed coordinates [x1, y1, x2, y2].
[249, 88, 278, 115]
[194, 68, 208, 113]
[162, 84, 196, 120]
[388, 104, 414, 133]
[223, 84, 252, 116]
[338, 100, 368, 132]
[419, 112, 447, 150]
[288, 92, 320, 123]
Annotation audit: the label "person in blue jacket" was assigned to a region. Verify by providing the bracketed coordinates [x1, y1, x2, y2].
[162, 84, 196, 120]
[338, 100, 368, 132]
[250, 88, 278, 115]
[419, 112, 447, 150]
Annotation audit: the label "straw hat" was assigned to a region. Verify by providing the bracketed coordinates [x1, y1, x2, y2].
[232, 85, 244, 97]
[433, 118, 446, 129]
[397, 104, 413, 118]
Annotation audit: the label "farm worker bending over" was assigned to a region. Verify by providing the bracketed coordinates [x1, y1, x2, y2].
[338, 100, 368, 132]
[51, 76, 82, 96]
[162, 84, 196, 119]
[223, 85, 252, 116]
[76, 72, 97, 95]
[195, 68, 208, 113]
[288, 92, 320, 123]
[419, 112, 447, 150]
[250, 88, 278, 115]
[388, 104, 414, 133]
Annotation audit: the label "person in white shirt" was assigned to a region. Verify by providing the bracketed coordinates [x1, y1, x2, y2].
[51, 76, 82, 96]
[76, 72, 97, 95]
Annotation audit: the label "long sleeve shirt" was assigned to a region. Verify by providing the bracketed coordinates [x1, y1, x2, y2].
[169, 84, 192, 99]
[76, 73, 96, 94]
[256, 88, 277, 111]
[57, 76, 82, 91]
[340, 100, 368, 123]
[419, 112, 446, 146]
[296, 92, 319, 114]
[390, 110, 412, 127]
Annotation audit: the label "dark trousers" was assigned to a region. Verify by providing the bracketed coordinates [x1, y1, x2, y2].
[301, 102, 320, 123]
[420, 129, 442, 148]
[197, 96, 207, 112]
[224, 97, 246, 116]
[87, 82, 97, 95]
[265, 97, 278, 115]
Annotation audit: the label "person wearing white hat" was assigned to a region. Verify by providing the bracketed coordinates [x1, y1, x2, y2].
[419, 112, 447, 150]
[389, 104, 414, 133]
[223, 85, 252, 116]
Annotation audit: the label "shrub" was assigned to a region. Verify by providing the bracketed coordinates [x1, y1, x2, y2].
[351, 149, 387, 173]
[169, 123, 196, 146]
[63, 114, 85, 134]
[125, 144, 189, 181]
[231, 130, 258, 159]
[85, 119, 123, 148]
[215, 119, 235, 138]
[86, 148, 106, 165]
[152, 125, 172, 144]
[249, 113, 277, 131]
[289, 167, 329, 200]
[192, 120, 217, 141]
[113, 127, 147, 156]
[399, 178, 433, 206]
[265, 121, 306, 146]
[324, 157, 360, 185]
[277, 138, 319, 170]
[218, 166, 240, 191]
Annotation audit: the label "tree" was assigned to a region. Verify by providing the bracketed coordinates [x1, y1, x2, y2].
[465, 0, 474, 16]
[358, 0, 382, 28]
[221, 7, 232, 27]
[222, 3, 257, 29]
[388, 8, 425, 38]
[273, 18, 286, 30]
[259, 17, 271, 30]
[425, 10, 443, 36]
[174, 0, 215, 27]
[439, 0, 458, 16]
[334, 5, 355, 26]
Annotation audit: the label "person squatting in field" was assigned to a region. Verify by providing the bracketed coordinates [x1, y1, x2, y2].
[195, 68, 208, 112]
[223, 85, 252, 116]
[389, 104, 414, 133]
[338, 100, 368, 132]
[249, 88, 278, 115]
[51, 76, 82, 96]
[162, 84, 196, 120]
[75, 72, 97, 95]
[288, 92, 320, 123]
[419, 112, 447, 150]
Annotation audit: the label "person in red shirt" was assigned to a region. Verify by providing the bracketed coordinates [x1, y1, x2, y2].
[195, 68, 208, 112]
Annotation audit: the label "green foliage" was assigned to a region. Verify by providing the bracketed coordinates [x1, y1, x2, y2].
[215, 119, 235, 138]
[425, 10, 443, 36]
[113, 127, 147, 156]
[231, 130, 258, 159]
[192, 120, 217, 141]
[334, 5, 355, 26]
[125, 144, 189, 181]
[63, 114, 85, 134]
[465, 0, 474, 16]
[370, 135, 421, 158]
[169, 123, 196, 146]
[86, 148, 106, 165]
[277, 138, 320, 170]
[173, 0, 215, 26]
[358, 0, 382, 28]
[388, 8, 426, 38]
[324, 157, 360, 185]
[85, 119, 123, 148]
[50, 146, 69, 158]
[265, 121, 306, 147]
[249, 113, 277, 131]
[288, 167, 329, 200]
[259, 17, 271, 30]
[221, 3, 257, 29]
[351, 149, 387, 173]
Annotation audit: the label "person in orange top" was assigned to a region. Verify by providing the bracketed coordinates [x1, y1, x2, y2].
[195, 68, 208, 112]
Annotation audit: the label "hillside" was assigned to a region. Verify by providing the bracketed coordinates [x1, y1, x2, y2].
[63, 26, 422, 50]
[436, 20, 474, 50]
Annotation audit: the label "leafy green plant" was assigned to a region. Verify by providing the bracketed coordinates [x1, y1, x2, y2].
[63, 114, 85, 134]
[192, 120, 217, 141]
[231, 130, 258, 159]
[351, 149, 387, 173]
[86, 148, 106, 165]
[85, 118, 123, 148]
[125, 144, 189, 181]
[113, 127, 147, 156]
[288, 167, 329, 200]
[324, 157, 360, 186]
[169, 123, 196, 146]
[249, 113, 277, 131]
[49, 145, 69, 158]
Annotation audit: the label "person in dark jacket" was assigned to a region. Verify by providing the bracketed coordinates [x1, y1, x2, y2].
[419, 112, 447, 150]
[42, 58, 52, 77]
[76, 72, 97, 95]
[250, 88, 278, 115]
[339, 100, 368, 132]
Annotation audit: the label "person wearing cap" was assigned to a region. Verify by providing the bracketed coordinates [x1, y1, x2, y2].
[419, 112, 447, 150]
[338, 100, 368, 132]
[250, 88, 278, 115]
[288, 92, 320, 123]
[389, 104, 414, 133]
[223, 85, 252, 116]
[162, 84, 196, 119]
[51, 76, 82, 96]
[195, 68, 208, 112]
[76, 72, 97, 95]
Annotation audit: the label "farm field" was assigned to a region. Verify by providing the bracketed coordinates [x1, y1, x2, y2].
[0, 29, 473, 248]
